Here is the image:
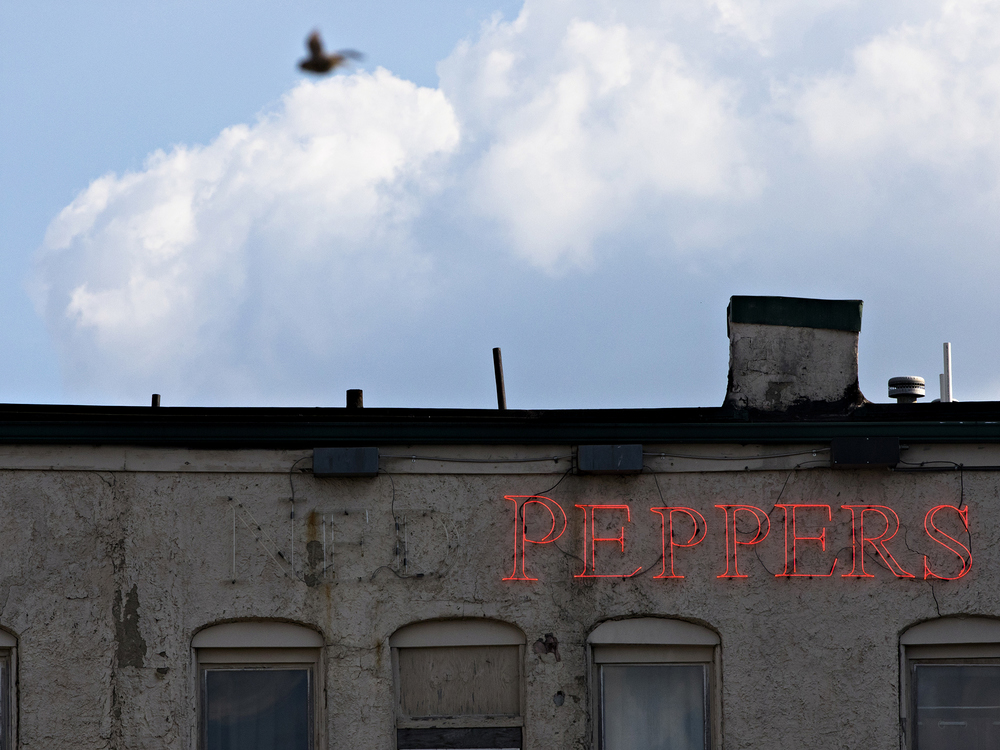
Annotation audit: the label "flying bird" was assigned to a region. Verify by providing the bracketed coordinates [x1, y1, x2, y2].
[298, 32, 363, 74]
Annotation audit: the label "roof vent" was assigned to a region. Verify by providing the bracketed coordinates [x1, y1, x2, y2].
[888, 376, 925, 404]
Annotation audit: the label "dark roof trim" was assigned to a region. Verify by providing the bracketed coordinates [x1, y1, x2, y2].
[0, 402, 997, 447]
[729, 296, 863, 332]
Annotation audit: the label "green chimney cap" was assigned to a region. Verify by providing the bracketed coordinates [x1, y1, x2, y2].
[728, 296, 863, 332]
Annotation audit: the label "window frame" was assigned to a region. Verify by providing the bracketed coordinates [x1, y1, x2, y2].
[900, 617, 1000, 750]
[0, 629, 15, 750]
[193, 622, 325, 750]
[588, 618, 721, 750]
[389, 619, 526, 748]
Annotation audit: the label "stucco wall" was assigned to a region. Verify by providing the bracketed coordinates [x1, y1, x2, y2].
[0, 444, 991, 749]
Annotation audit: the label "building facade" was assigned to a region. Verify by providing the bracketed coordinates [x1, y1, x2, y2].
[0, 296, 995, 749]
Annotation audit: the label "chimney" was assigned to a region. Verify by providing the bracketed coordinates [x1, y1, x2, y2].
[723, 296, 865, 414]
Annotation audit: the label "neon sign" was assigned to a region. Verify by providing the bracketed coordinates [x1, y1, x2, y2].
[841, 505, 914, 578]
[715, 505, 771, 579]
[650, 507, 706, 579]
[923, 504, 972, 580]
[574, 505, 643, 578]
[503, 498, 972, 582]
[774, 505, 837, 578]
[502, 495, 567, 581]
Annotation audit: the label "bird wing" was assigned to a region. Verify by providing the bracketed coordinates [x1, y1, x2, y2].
[307, 32, 324, 57]
[337, 49, 364, 61]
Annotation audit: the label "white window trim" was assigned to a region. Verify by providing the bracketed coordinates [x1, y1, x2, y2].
[588, 618, 721, 750]
[900, 616, 1000, 750]
[388, 618, 525, 649]
[193, 622, 324, 750]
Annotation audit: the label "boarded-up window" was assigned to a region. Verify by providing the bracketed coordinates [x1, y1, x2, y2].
[398, 646, 520, 719]
[390, 620, 525, 750]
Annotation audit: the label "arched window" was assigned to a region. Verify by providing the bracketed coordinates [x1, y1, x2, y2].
[901, 616, 1000, 750]
[588, 618, 721, 750]
[389, 619, 525, 750]
[0, 628, 15, 750]
[192, 621, 324, 750]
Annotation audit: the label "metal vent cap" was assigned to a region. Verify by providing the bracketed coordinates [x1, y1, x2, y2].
[888, 376, 925, 403]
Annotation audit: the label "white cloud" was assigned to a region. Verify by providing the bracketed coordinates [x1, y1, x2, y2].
[794, 0, 1000, 167]
[35, 69, 459, 401]
[441, 3, 761, 269]
[706, 0, 855, 52]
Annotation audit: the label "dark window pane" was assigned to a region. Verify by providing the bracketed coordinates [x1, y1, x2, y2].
[914, 664, 1000, 750]
[204, 668, 311, 750]
[0, 656, 7, 750]
[601, 664, 707, 750]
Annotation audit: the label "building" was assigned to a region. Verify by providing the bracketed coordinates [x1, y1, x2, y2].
[0, 296, 995, 750]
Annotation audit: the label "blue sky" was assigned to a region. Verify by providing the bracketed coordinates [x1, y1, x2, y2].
[3, 0, 999, 408]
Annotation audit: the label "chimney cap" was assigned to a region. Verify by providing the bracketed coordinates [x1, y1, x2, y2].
[729, 296, 863, 332]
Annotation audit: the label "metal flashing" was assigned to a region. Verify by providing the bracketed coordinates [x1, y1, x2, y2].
[0, 402, 997, 447]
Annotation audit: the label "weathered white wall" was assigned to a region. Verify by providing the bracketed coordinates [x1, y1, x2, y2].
[724, 322, 862, 411]
[0, 444, 991, 749]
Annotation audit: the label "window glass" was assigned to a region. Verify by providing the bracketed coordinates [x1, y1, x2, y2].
[194, 622, 323, 750]
[203, 667, 311, 750]
[912, 664, 1000, 750]
[600, 664, 708, 750]
[0, 653, 7, 750]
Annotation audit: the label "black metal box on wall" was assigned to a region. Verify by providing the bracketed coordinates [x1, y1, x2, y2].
[577, 444, 644, 474]
[830, 437, 900, 468]
[313, 447, 379, 477]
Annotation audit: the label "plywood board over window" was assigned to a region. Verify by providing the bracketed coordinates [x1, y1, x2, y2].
[390, 619, 526, 750]
[398, 646, 520, 719]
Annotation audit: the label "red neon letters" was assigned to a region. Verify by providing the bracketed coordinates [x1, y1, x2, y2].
[715, 505, 771, 579]
[651, 507, 707, 578]
[840, 505, 915, 578]
[503, 495, 567, 581]
[775, 505, 837, 577]
[923, 505, 972, 580]
[574, 505, 643, 578]
[503, 497, 973, 582]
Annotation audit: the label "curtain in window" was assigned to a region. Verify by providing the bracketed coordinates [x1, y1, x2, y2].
[601, 664, 707, 750]
[0, 656, 7, 750]
[204, 668, 311, 750]
[914, 664, 1000, 750]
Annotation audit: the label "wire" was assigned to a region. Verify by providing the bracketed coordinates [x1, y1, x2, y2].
[898, 459, 962, 469]
[380, 454, 572, 464]
[288, 455, 310, 502]
[533, 466, 575, 497]
[643, 448, 830, 462]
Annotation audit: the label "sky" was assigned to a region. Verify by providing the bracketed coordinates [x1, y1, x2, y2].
[3, 0, 1000, 409]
